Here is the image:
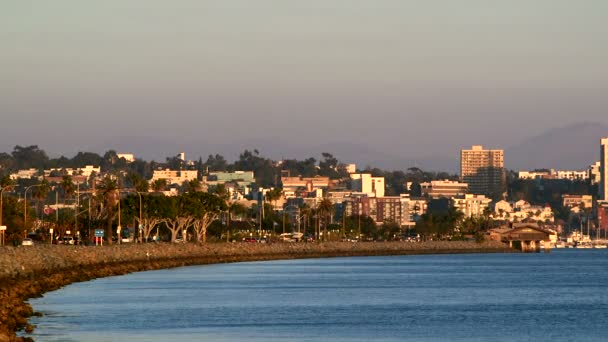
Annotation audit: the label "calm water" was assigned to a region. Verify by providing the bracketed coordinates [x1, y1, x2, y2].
[26, 250, 608, 341]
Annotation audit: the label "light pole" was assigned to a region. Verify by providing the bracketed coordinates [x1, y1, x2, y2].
[1, 185, 13, 246]
[1, 185, 13, 228]
[24, 184, 43, 234]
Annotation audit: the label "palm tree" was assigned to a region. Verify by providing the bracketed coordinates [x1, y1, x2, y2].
[96, 176, 119, 244]
[318, 198, 334, 242]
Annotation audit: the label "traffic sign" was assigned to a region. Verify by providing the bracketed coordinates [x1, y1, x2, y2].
[0, 226, 6, 231]
[95, 229, 105, 237]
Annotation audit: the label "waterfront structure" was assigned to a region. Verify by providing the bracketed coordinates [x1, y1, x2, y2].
[494, 223, 553, 253]
[350, 173, 385, 198]
[150, 169, 198, 185]
[450, 194, 492, 218]
[460, 145, 504, 197]
[601, 138, 608, 201]
[420, 180, 468, 199]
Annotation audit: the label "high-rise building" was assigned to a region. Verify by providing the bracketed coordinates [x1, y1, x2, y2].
[601, 138, 608, 201]
[460, 145, 504, 197]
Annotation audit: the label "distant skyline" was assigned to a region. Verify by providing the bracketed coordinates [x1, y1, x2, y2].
[2, 1, 607, 170]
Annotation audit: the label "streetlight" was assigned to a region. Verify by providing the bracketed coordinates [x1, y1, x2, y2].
[1, 185, 13, 246]
[24, 184, 43, 234]
[1, 185, 14, 228]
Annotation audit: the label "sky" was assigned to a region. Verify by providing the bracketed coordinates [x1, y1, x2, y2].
[1, 1, 607, 170]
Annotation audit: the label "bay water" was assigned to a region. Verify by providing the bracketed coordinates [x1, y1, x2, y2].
[26, 250, 608, 341]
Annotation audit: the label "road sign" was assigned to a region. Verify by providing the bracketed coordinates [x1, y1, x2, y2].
[0, 226, 6, 231]
[95, 229, 105, 237]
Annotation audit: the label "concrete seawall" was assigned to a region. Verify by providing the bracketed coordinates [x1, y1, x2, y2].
[0, 241, 512, 341]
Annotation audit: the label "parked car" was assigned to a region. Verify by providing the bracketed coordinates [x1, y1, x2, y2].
[21, 238, 34, 246]
[62, 236, 75, 245]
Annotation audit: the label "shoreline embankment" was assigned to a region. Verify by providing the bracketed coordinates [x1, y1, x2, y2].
[0, 241, 513, 341]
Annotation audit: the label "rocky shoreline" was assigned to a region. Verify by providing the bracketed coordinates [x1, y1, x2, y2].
[0, 241, 512, 341]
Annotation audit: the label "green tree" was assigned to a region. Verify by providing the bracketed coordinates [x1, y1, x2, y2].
[151, 178, 168, 192]
[186, 192, 227, 243]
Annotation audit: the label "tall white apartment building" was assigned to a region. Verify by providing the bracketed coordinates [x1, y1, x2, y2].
[461, 145, 504, 197]
[601, 138, 608, 201]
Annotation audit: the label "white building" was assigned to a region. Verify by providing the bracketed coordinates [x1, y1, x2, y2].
[150, 169, 198, 185]
[10, 168, 39, 180]
[518, 170, 552, 179]
[350, 173, 385, 198]
[451, 194, 492, 218]
[601, 138, 608, 201]
[117, 153, 135, 162]
[556, 170, 588, 181]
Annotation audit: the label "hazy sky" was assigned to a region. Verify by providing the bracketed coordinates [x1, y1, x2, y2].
[1, 1, 607, 168]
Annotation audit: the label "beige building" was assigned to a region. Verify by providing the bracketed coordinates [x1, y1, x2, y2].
[350, 173, 385, 198]
[562, 195, 593, 209]
[150, 169, 198, 185]
[461, 145, 504, 197]
[601, 138, 608, 201]
[589, 161, 601, 185]
[451, 194, 492, 218]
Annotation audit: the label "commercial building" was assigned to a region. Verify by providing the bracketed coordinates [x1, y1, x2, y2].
[420, 180, 468, 199]
[460, 145, 504, 197]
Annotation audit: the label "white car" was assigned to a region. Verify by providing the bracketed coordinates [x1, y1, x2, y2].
[21, 238, 34, 246]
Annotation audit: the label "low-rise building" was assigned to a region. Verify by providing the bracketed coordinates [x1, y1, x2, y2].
[420, 180, 468, 199]
[282, 176, 331, 198]
[562, 194, 593, 209]
[450, 194, 492, 218]
[207, 171, 255, 198]
[150, 169, 198, 185]
[10, 168, 40, 180]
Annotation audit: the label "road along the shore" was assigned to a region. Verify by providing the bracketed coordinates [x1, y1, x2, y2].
[0, 241, 513, 341]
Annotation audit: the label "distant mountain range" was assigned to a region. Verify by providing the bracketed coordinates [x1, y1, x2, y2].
[505, 122, 608, 171]
[30, 121, 608, 174]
